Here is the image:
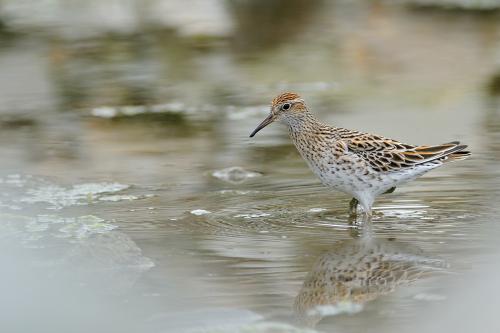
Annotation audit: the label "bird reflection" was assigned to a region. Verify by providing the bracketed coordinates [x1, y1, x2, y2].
[294, 234, 447, 327]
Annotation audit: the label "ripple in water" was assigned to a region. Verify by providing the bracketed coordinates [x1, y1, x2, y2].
[191, 209, 212, 216]
[234, 212, 271, 219]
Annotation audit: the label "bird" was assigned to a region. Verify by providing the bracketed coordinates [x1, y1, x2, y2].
[293, 236, 447, 327]
[249, 92, 470, 217]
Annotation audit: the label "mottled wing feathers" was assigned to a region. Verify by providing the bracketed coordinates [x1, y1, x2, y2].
[340, 131, 470, 172]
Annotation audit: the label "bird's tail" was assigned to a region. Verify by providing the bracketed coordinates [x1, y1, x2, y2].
[414, 141, 470, 164]
[447, 149, 471, 162]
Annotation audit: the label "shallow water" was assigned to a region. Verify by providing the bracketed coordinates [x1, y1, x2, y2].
[1, 1, 500, 333]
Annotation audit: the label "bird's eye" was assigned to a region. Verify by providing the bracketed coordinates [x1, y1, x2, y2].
[282, 103, 291, 111]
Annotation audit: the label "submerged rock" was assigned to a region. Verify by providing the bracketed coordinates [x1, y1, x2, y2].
[212, 167, 262, 184]
[91, 103, 191, 120]
[20, 182, 129, 210]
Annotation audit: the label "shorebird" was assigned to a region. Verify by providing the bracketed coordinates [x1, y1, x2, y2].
[249, 92, 470, 217]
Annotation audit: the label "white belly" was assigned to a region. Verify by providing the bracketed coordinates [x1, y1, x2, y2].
[300, 150, 433, 197]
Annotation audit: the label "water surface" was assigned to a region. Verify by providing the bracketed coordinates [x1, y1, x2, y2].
[1, 2, 500, 332]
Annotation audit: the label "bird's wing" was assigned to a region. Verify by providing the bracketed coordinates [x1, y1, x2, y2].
[339, 131, 468, 172]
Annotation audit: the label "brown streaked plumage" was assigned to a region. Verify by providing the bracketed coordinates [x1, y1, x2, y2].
[250, 92, 470, 216]
[271, 92, 301, 106]
[293, 236, 447, 327]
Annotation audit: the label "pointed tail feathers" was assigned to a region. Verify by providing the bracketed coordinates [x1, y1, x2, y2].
[447, 149, 471, 162]
[414, 141, 470, 164]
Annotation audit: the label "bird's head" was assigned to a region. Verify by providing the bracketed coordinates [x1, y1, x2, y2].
[249, 92, 307, 137]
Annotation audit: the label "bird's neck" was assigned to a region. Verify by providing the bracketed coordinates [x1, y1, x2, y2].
[285, 112, 322, 134]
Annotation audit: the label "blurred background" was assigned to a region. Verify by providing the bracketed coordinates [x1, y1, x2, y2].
[0, 1, 500, 332]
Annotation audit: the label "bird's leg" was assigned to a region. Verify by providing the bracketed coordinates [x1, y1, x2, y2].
[348, 197, 359, 216]
[360, 212, 374, 237]
[348, 213, 358, 225]
[384, 186, 396, 194]
[347, 216, 361, 237]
